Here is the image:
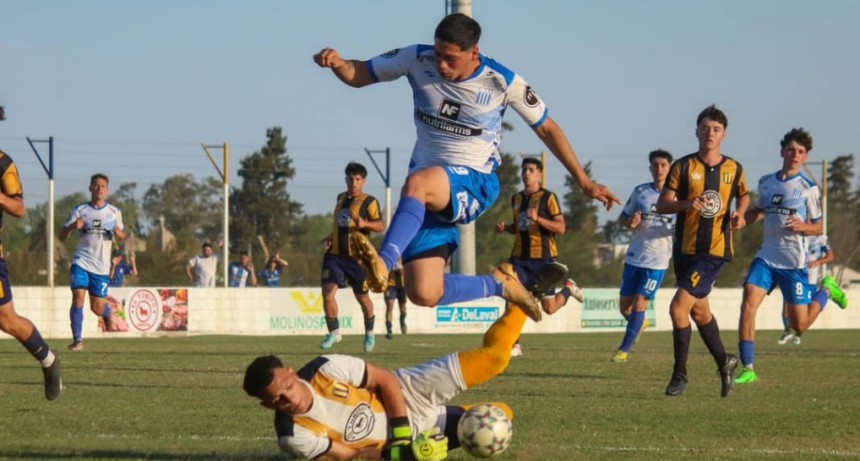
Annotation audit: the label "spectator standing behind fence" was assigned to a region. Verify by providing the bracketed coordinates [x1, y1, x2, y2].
[229, 250, 257, 287]
[258, 253, 289, 287]
[186, 242, 218, 287]
[109, 249, 137, 287]
[61, 173, 127, 352]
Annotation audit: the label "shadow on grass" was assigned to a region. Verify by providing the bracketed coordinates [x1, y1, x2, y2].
[0, 450, 280, 460]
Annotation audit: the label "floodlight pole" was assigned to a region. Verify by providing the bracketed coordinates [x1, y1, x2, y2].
[449, 0, 477, 275]
[26, 136, 55, 287]
[202, 142, 230, 287]
[365, 148, 392, 227]
[803, 160, 829, 277]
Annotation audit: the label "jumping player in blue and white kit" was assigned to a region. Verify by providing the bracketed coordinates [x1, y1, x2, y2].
[777, 233, 848, 345]
[314, 13, 620, 322]
[61, 173, 126, 351]
[736, 128, 823, 384]
[611, 149, 675, 363]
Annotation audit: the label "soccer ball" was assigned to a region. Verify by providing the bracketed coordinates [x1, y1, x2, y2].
[456, 403, 513, 458]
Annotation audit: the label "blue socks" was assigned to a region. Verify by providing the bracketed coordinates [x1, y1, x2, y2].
[437, 274, 501, 305]
[619, 310, 645, 352]
[22, 328, 51, 361]
[70, 306, 84, 342]
[739, 340, 755, 368]
[379, 197, 425, 269]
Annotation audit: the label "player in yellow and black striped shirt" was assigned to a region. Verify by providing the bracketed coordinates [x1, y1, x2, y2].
[656, 104, 749, 398]
[0, 105, 62, 401]
[320, 162, 385, 353]
[496, 157, 585, 356]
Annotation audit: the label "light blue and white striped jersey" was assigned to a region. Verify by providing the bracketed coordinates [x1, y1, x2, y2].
[65, 202, 124, 275]
[754, 171, 822, 269]
[807, 234, 831, 284]
[368, 45, 548, 174]
[621, 182, 675, 269]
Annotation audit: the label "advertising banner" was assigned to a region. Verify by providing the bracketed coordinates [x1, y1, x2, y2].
[100, 288, 189, 333]
[581, 288, 656, 328]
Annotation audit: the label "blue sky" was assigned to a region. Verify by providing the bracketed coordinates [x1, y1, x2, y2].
[2, 0, 858, 223]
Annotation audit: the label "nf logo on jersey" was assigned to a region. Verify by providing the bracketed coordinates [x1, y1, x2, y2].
[380, 48, 399, 58]
[93, 219, 102, 228]
[524, 86, 540, 107]
[772, 195, 784, 205]
[439, 100, 462, 121]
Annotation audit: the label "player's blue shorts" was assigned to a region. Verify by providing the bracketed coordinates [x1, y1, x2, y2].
[70, 264, 110, 298]
[745, 257, 811, 305]
[403, 166, 500, 261]
[386, 286, 407, 304]
[510, 257, 555, 288]
[0, 259, 15, 305]
[620, 263, 667, 300]
[673, 254, 725, 299]
[321, 253, 369, 295]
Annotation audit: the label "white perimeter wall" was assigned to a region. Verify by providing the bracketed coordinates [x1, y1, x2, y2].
[11, 286, 860, 339]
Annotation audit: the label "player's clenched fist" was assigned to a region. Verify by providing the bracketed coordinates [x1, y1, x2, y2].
[313, 47, 344, 68]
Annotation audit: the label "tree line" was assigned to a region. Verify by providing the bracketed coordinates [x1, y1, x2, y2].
[4, 127, 857, 288]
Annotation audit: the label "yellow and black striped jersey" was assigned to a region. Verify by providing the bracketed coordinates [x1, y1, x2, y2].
[665, 153, 748, 260]
[329, 192, 381, 257]
[274, 355, 388, 459]
[510, 189, 562, 259]
[0, 150, 23, 255]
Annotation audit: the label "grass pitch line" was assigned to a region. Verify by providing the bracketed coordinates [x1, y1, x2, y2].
[569, 444, 860, 458]
[91, 433, 275, 442]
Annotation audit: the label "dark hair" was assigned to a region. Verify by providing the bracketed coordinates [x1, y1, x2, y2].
[648, 149, 673, 164]
[435, 13, 481, 50]
[521, 157, 543, 171]
[90, 173, 110, 185]
[696, 104, 728, 129]
[111, 249, 122, 258]
[238, 250, 249, 257]
[202, 242, 213, 250]
[243, 355, 283, 398]
[780, 128, 813, 152]
[345, 162, 368, 178]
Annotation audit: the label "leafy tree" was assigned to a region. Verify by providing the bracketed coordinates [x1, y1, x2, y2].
[142, 174, 222, 241]
[562, 162, 598, 235]
[230, 127, 303, 264]
[475, 152, 522, 272]
[825, 154, 859, 280]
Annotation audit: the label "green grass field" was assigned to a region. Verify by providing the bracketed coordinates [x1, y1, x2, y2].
[1, 330, 858, 461]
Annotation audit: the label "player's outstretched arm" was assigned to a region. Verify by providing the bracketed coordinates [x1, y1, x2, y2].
[533, 117, 621, 210]
[314, 47, 375, 88]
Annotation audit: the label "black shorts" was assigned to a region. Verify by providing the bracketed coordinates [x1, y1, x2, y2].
[673, 254, 726, 299]
[0, 259, 12, 305]
[321, 253, 369, 295]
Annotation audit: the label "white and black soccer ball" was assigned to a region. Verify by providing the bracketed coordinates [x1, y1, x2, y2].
[456, 403, 513, 458]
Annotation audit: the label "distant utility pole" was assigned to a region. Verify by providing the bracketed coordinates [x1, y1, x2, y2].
[26, 136, 55, 287]
[201, 142, 230, 287]
[365, 148, 392, 227]
[805, 159, 829, 275]
[449, 0, 476, 276]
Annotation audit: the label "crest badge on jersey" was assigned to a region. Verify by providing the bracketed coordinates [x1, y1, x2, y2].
[699, 190, 722, 218]
[380, 48, 400, 58]
[524, 86, 540, 108]
[476, 88, 492, 106]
